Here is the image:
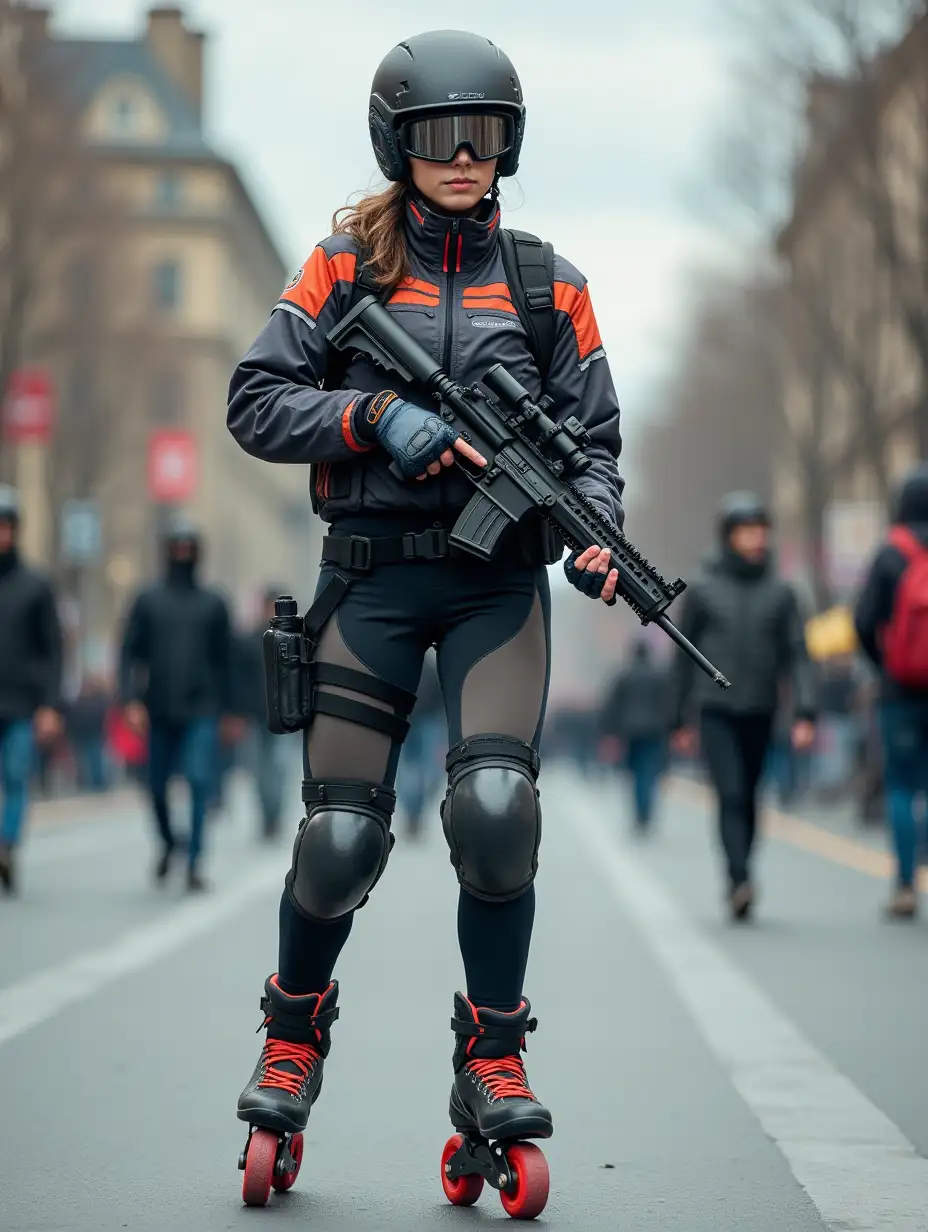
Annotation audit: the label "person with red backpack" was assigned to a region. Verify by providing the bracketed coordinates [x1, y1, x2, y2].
[854, 464, 928, 919]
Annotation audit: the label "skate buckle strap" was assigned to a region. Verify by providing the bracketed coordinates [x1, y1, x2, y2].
[450, 1015, 538, 1041]
[259, 997, 341, 1035]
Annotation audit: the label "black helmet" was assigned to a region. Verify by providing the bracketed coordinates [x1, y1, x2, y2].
[718, 491, 770, 540]
[369, 30, 525, 182]
[0, 485, 20, 525]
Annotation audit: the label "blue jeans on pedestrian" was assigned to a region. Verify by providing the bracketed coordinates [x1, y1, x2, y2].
[75, 736, 108, 792]
[396, 713, 445, 829]
[626, 735, 666, 827]
[879, 699, 928, 888]
[148, 718, 218, 868]
[0, 719, 35, 848]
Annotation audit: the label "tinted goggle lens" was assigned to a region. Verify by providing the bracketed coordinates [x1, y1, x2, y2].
[403, 113, 512, 162]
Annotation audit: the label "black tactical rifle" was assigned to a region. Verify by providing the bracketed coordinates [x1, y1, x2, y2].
[328, 296, 730, 690]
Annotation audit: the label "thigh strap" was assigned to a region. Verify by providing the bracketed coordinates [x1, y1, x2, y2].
[311, 663, 417, 743]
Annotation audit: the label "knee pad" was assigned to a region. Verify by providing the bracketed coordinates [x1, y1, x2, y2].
[441, 736, 541, 902]
[286, 780, 396, 922]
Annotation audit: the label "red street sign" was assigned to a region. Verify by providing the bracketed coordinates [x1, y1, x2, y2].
[148, 430, 197, 502]
[3, 369, 55, 443]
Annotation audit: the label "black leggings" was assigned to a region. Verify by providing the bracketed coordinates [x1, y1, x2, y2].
[699, 710, 773, 889]
[278, 518, 551, 1013]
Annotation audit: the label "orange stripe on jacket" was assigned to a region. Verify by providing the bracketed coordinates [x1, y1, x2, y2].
[554, 281, 602, 362]
[281, 248, 357, 321]
[397, 275, 440, 296]
[340, 398, 371, 454]
[463, 297, 517, 315]
[390, 290, 440, 307]
[463, 282, 512, 300]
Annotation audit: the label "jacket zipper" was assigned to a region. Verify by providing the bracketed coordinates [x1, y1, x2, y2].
[442, 219, 460, 373]
[438, 221, 461, 511]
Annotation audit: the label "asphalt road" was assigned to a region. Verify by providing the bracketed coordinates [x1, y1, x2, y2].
[1, 764, 927, 1230]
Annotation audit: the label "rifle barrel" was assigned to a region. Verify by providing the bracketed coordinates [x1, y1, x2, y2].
[656, 614, 731, 690]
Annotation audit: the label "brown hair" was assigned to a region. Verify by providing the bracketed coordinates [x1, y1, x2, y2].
[332, 182, 409, 291]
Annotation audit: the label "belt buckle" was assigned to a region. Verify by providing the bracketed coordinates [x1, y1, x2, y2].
[347, 535, 372, 571]
[418, 528, 448, 560]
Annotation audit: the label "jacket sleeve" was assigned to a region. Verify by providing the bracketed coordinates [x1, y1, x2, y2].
[779, 586, 818, 720]
[118, 592, 148, 705]
[545, 254, 625, 529]
[227, 238, 378, 464]
[33, 578, 63, 710]
[670, 583, 707, 728]
[853, 544, 904, 667]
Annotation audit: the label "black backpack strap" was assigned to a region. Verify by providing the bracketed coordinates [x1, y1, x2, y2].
[499, 228, 556, 386]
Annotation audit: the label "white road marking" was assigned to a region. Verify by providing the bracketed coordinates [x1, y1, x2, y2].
[576, 801, 928, 1232]
[0, 856, 283, 1048]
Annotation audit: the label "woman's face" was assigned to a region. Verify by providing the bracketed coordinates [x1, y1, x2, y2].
[409, 146, 497, 213]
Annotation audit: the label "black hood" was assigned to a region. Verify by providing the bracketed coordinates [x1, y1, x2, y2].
[717, 490, 770, 544]
[894, 464, 928, 526]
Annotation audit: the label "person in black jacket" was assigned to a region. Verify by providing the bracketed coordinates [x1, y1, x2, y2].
[671, 492, 817, 920]
[854, 464, 928, 919]
[599, 640, 671, 831]
[119, 515, 242, 891]
[226, 31, 625, 1202]
[0, 486, 63, 893]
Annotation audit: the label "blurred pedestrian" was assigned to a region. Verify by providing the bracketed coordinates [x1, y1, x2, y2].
[118, 514, 243, 891]
[395, 650, 445, 840]
[671, 492, 817, 920]
[235, 586, 296, 841]
[854, 464, 928, 919]
[0, 486, 64, 894]
[67, 672, 112, 792]
[599, 639, 670, 831]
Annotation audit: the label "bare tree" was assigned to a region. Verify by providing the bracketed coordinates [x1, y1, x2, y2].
[628, 272, 782, 580]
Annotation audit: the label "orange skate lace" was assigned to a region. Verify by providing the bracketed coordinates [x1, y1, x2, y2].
[257, 1039, 321, 1096]
[466, 1056, 535, 1101]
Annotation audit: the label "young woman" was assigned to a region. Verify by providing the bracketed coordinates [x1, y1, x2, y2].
[227, 29, 625, 1215]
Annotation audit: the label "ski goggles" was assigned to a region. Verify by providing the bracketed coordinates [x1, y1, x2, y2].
[401, 112, 514, 163]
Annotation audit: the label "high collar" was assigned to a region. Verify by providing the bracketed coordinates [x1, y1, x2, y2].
[165, 558, 197, 589]
[715, 546, 770, 582]
[404, 193, 501, 277]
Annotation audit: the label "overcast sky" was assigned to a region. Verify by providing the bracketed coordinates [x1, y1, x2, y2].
[52, 0, 747, 421]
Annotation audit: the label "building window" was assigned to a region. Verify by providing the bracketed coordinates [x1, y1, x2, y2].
[155, 171, 182, 207]
[152, 259, 182, 312]
[150, 369, 183, 425]
[111, 94, 139, 136]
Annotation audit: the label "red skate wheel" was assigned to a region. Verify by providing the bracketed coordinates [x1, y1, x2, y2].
[441, 1134, 484, 1206]
[242, 1128, 278, 1206]
[272, 1133, 303, 1192]
[500, 1142, 549, 1220]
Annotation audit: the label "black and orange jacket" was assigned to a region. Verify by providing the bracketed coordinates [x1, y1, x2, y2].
[227, 196, 625, 527]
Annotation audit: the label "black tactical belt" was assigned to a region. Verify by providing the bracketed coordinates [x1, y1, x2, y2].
[321, 528, 454, 571]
